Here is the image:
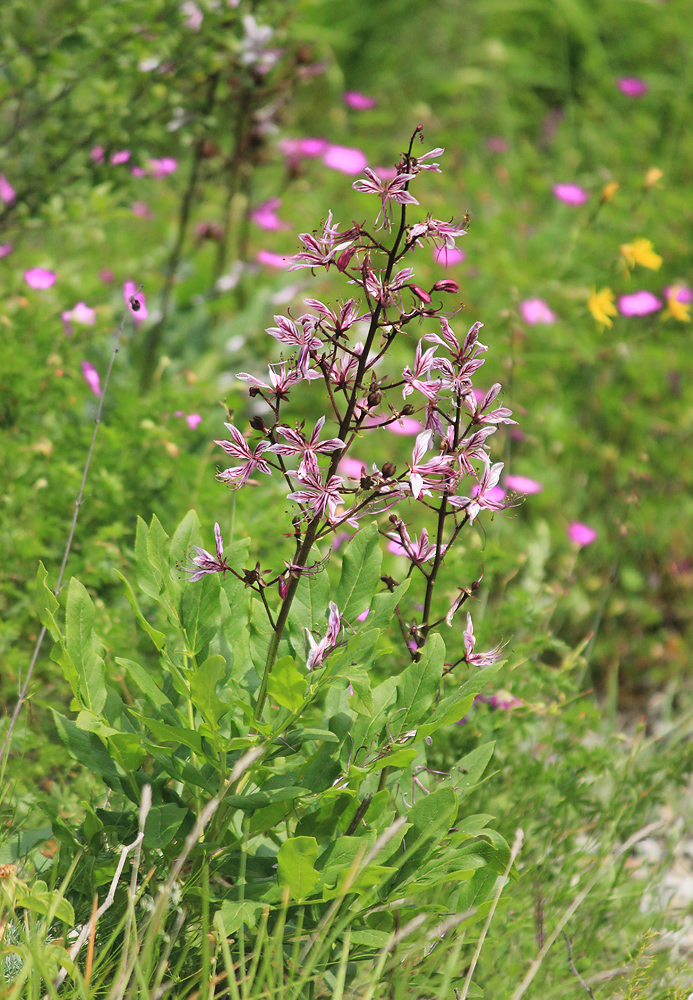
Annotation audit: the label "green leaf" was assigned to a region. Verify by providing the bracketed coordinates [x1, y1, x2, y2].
[189, 654, 229, 727]
[116, 571, 166, 651]
[107, 732, 147, 772]
[135, 715, 204, 755]
[36, 561, 58, 618]
[143, 803, 189, 850]
[277, 837, 320, 900]
[416, 692, 475, 740]
[65, 578, 106, 714]
[367, 748, 417, 773]
[348, 670, 373, 716]
[181, 572, 221, 655]
[385, 784, 458, 892]
[289, 549, 330, 632]
[135, 516, 161, 601]
[52, 711, 120, 782]
[217, 900, 267, 936]
[455, 742, 495, 801]
[367, 579, 410, 633]
[394, 634, 445, 735]
[267, 655, 306, 711]
[117, 658, 171, 712]
[147, 515, 171, 589]
[335, 522, 382, 622]
[169, 510, 202, 573]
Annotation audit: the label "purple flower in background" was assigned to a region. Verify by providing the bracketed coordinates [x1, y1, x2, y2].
[519, 298, 556, 324]
[131, 201, 153, 218]
[505, 474, 542, 494]
[486, 137, 509, 153]
[183, 523, 231, 581]
[552, 183, 589, 206]
[250, 198, 286, 231]
[99, 269, 114, 284]
[24, 267, 56, 289]
[150, 157, 178, 178]
[339, 456, 366, 479]
[186, 414, 202, 429]
[278, 137, 328, 165]
[432, 246, 466, 267]
[131, 167, 147, 178]
[471, 482, 507, 504]
[90, 146, 105, 164]
[477, 691, 522, 709]
[0, 175, 16, 204]
[256, 250, 291, 269]
[0, 243, 13, 258]
[182, 0, 203, 31]
[111, 150, 131, 165]
[62, 302, 97, 335]
[385, 416, 423, 435]
[568, 521, 597, 546]
[343, 90, 377, 110]
[123, 281, 148, 321]
[618, 290, 662, 316]
[323, 145, 368, 175]
[81, 360, 102, 397]
[663, 284, 693, 304]
[617, 77, 648, 97]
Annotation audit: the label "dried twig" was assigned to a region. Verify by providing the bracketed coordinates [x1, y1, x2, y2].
[563, 932, 597, 1000]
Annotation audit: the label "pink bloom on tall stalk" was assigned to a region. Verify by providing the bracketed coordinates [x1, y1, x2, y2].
[387, 521, 439, 565]
[343, 90, 377, 110]
[90, 146, 105, 164]
[123, 281, 148, 321]
[215, 423, 273, 488]
[0, 175, 16, 204]
[81, 361, 102, 397]
[618, 290, 662, 316]
[463, 613, 506, 668]
[186, 414, 202, 429]
[149, 157, 178, 177]
[463, 383, 516, 426]
[250, 197, 286, 231]
[519, 298, 555, 324]
[266, 314, 323, 372]
[256, 250, 291, 269]
[568, 521, 597, 546]
[287, 457, 345, 522]
[0, 243, 13, 258]
[111, 150, 131, 165]
[552, 183, 589, 205]
[407, 430, 455, 499]
[288, 211, 354, 271]
[322, 145, 368, 175]
[432, 246, 466, 267]
[352, 167, 418, 229]
[449, 455, 506, 522]
[268, 416, 345, 476]
[471, 482, 506, 504]
[505, 474, 542, 494]
[401, 341, 441, 402]
[183, 523, 231, 581]
[617, 77, 648, 97]
[24, 267, 56, 289]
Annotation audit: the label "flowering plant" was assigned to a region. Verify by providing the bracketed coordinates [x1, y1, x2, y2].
[43, 130, 515, 992]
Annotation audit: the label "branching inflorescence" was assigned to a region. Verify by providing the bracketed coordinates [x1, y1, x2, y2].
[188, 128, 512, 720]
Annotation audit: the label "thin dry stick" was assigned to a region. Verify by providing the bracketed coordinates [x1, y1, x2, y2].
[0, 302, 134, 772]
[459, 828, 524, 1000]
[563, 932, 597, 1000]
[84, 894, 99, 990]
[508, 820, 665, 1000]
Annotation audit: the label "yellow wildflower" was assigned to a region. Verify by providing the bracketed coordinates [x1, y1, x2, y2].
[643, 167, 663, 190]
[620, 238, 662, 271]
[664, 289, 691, 323]
[600, 181, 619, 204]
[588, 287, 618, 329]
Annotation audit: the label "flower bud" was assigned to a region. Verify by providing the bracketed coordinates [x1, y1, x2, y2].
[600, 181, 619, 204]
[409, 285, 432, 304]
[432, 279, 459, 293]
[400, 404, 415, 416]
[381, 461, 396, 477]
[367, 388, 382, 408]
[278, 576, 288, 600]
[248, 386, 261, 397]
[249, 415, 267, 433]
[130, 297, 141, 312]
[336, 246, 357, 272]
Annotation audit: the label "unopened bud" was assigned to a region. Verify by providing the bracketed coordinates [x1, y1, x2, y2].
[248, 386, 261, 397]
[409, 285, 432, 304]
[600, 181, 619, 204]
[249, 415, 266, 433]
[337, 246, 357, 272]
[367, 389, 382, 408]
[278, 576, 288, 600]
[381, 461, 396, 477]
[643, 167, 663, 190]
[389, 513, 400, 525]
[432, 279, 459, 294]
[130, 298, 141, 312]
[400, 404, 415, 416]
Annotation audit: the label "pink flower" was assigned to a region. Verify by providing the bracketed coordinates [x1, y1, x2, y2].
[0, 175, 16, 204]
[81, 360, 102, 397]
[131, 167, 148, 178]
[149, 157, 178, 178]
[99, 269, 114, 283]
[407, 430, 455, 499]
[236, 362, 313, 399]
[519, 298, 556, 324]
[463, 383, 516, 426]
[486, 137, 509, 153]
[306, 602, 342, 670]
[339, 456, 367, 479]
[401, 340, 441, 402]
[374, 166, 397, 181]
[256, 250, 291, 269]
[268, 416, 345, 475]
[131, 201, 153, 218]
[288, 211, 354, 271]
[62, 302, 97, 335]
[215, 422, 273, 488]
[250, 197, 286, 231]
[663, 284, 693, 304]
[387, 522, 439, 565]
[449, 455, 505, 522]
[433, 246, 466, 267]
[278, 137, 328, 163]
[90, 146, 105, 164]
[322, 145, 368, 175]
[0, 243, 13, 258]
[111, 150, 131, 165]
[617, 77, 648, 97]
[471, 483, 507, 504]
[552, 183, 589, 206]
[24, 267, 56, 289]
[505, 474, 542, 494]
[183, 523, 231, 581]
[186, 414, 202, 429]
[385, 416, 423, 435]
[343, 90, 377, 110]
[266, 314, 323, 371]
[182, 0, 203, 30]
[123, 281, 148, 321]
[567, 521, 597, 546]
[617, 290, 662, 316]
[287, 459, 345, 522]
[352, 167, 418, 229]
[463, 613, 506, 668]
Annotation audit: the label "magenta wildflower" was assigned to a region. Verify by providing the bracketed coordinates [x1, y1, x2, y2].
[505, 474, 542, 494]
[401, 341, 441, 402]
[288, 211, 354, 270]
[353, 167, 418, 229]
[123, 281, 148, 321]
[617, 77, 648, 97]
[306, 602, 342, 670]
[486, 137, 509, 153]
[182, 0, 203, 30]
[411, 147, 444, 173]
[0, 243, 13, 258]
[411, 216, 467, 250]
[278, 137, 328, 164]
[215, 423, 273, 488]
[256, 250, 291, 269]
[432, 246, 465, 267]
[364, 265, 414, 308]
[339, 456, 367, 479]
[24, 268, 56, 290]
[99, 269, 114, 283]
[186, 414, 202, 430]
[387, 522, 439, 565]
[250, 197, 286, 231]
[131, 166, 147, 178]
[287, 457, 345, 522]
[111, 150, 131, 165]
[266, 314, 323, 371]
[618, 290, 662, 316]
[183, 523, 231, 581]
[303, 297, 369, 336]
[463, 612, 506, 667]
[322, 145, 368, 175]
[449, 456, 506, 522]
[149, 157, 178, 177]
[90, 146, 105, 164]
[268, 416, 345, 475]
[471, 482, 506, 504]
[568, 521, 597, 546]
[131, 202, 153, 218]
[81, 360, 102, 397]
[385, 416, 423, 436]
[552, 183, 589, 206]
[519, 298, 556, 324]
[0, 175, 16, 204]
[663, 284, 693, 304]
[236, 362, 316, 399]
[62, 302, 97, 336]
[343, 90, 377, 110]
[463, 383, 516, 426]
